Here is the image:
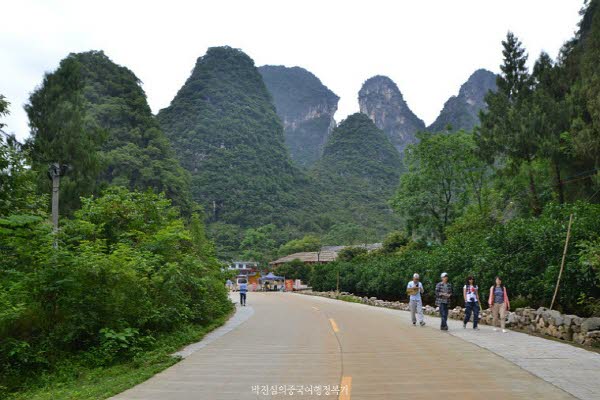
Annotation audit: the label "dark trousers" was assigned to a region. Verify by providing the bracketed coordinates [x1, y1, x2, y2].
[439, 303, 449, 328]
[240, 292, 246, 305]
[464, 301, 480, 328]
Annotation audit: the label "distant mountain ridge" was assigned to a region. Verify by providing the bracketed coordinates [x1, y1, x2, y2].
[358, 75, 425, 155]
[427, 69, 497, 132]
[258, 65, 339, 167]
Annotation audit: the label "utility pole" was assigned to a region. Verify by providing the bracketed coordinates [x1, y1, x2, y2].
[550, 213, 574, 310]
[47, 163, 68, 237]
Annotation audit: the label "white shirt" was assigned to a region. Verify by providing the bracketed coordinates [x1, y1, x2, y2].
[407, 281, 423, 301]
[464, 285, 478, 302]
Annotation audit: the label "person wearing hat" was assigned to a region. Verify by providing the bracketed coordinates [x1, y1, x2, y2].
[406, 273, 425, 326]
[435, 272, 453, 331]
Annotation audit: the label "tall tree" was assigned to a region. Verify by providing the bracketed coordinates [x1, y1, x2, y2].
[392, 131, 487, 242]
[478, 32, 542, 215]
[530, 52, 571, 203]
[25, 58, 102, 214]
[563, 0, 600, 190]
[25, 51, 192, 215]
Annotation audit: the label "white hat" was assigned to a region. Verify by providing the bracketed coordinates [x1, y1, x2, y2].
[413, 273, 420, 279]
[441, 272, 448, 278]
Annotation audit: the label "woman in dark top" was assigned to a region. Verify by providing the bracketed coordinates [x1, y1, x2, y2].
[488, 276, 510, 332]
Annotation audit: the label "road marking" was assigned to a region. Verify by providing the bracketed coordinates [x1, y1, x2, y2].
[312, 306, 320, 311]
[339, 376, 352, 400]
[329, 318, 339, 333]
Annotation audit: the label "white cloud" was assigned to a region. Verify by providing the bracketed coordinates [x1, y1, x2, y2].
[0, 0, 583, 141]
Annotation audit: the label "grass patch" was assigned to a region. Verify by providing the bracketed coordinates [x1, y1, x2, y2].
[6, 314, 232, 400]
[336, 294, 362, 303]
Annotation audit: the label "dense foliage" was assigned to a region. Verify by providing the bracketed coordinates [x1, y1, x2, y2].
[311, 113, 403, 241]
[157, 47, 316, 228]
[258, 65, 339, 167]
[0, 185, 231, 393]
[311, 202, 600, 316]
[25, 51, 191, 214]
[392, 131, 488, 241]
[3, 97, 229, 394]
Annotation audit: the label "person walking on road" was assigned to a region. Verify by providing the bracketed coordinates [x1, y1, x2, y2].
[488, 276, 510, 332]
[239, 281, 248, 306]
[436, 272, 452, 331]
[463, 276, 480, 330]
[407, 273, 426, 326]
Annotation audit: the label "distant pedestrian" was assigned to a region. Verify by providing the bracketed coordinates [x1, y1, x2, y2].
[239, 281, 248, 306]
[463, 276, 480, 330]
[407, 273, 425, 326]
[226, 279, 233, 292]
[435, 272, 452, 331]
[488, 276, 510, 332]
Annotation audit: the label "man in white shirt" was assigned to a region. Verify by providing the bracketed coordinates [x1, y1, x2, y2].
[407, 273, 425, 326]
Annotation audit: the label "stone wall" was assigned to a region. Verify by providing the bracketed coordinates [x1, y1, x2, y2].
[299, 291, 600, 348]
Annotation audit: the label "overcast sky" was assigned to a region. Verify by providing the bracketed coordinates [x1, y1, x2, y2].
[1, 0, 584, 141]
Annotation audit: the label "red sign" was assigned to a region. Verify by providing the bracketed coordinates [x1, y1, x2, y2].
[285, 279, 294, 291]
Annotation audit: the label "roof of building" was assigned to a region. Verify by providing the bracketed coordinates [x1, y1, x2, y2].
[269, 251, 338, 265]
[321, 243, 382, 252]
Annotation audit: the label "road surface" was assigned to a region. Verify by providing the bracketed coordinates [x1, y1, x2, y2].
[113, 292, 577, 400]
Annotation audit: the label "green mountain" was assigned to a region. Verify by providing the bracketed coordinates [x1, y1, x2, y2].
[258, 65, 339, 167]
[427, 69, 497, 132]
[358, 75, 425, 155]
[157, 47, 311, 227]
[312, 113, 403, 237]
[26, 51, 191, 212]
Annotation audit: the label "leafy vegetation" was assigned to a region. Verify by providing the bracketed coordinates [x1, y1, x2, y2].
[157, 46, 315, 228]
[0, 134, 231, 395]
[392, 131, 488, 241]
[311, 113, 403, 241]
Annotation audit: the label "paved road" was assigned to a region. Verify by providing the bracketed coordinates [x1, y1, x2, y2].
[113, 292, 577, 400]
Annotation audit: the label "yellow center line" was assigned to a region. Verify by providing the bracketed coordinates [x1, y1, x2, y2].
[339, 376, 352, 400]
[329, 318, 339, 333]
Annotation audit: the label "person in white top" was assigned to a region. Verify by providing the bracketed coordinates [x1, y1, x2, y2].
[407, 273, 425, 326]
[463, 276, 480, 330]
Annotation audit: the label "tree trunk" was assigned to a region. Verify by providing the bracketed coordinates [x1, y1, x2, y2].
[527, 160, 542, 216]
[553, 160, 565, 204]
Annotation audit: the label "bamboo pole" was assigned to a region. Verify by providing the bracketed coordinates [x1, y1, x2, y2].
[550, 213, 574, 310]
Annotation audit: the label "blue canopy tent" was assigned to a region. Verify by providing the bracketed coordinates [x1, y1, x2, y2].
[259, 272, 286, 291]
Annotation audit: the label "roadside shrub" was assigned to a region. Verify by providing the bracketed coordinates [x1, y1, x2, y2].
[310, 202, 600, 315]
[0, 187, 232, 390]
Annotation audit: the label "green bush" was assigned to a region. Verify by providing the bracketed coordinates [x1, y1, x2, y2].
[0, 187, 232, 391]
[310, 202, 600, 315]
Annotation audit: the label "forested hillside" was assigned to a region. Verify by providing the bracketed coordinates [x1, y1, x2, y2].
[259, 65, 339, 167]
[25, 51, 192, 214]
[311, 113, 402, 240]
[157, 47, 317, 228]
